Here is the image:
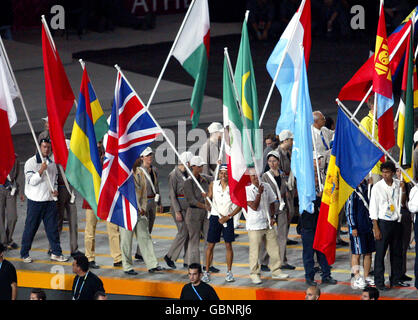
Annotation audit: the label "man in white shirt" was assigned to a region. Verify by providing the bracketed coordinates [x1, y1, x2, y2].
[20, 139, 68, 263]
[369, 161, 408, 290]
[245, 168, 289, 284]
[408, 184, 418, 290]
[311, 111, 334, 170]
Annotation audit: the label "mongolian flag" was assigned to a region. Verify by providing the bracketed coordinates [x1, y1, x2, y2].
[313, 108, 384, 265]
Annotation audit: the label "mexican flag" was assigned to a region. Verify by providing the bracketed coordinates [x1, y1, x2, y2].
[223, 55, 250, 211]
[172, 0, 210, 128]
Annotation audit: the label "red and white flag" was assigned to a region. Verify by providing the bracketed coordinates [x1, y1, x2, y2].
[42, 21, 75, 169]
[0, 43, 18, 184]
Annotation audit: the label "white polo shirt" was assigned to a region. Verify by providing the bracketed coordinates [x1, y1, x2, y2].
[369, 178, 401, 222]
[210, 180, 236, 217]
[24, 154, 58, 202]
[245, 182, 276, 231]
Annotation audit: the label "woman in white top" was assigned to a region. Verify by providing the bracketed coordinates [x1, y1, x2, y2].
[202, 165, 241, 283]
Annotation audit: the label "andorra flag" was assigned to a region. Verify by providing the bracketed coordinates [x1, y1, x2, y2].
[313, 108, 384, 265]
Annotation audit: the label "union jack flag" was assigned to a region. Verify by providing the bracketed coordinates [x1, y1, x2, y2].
[97, 72, 160, 230]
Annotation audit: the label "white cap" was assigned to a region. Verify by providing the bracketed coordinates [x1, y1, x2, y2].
[414, 130, 418, 143]
[279, 130, 293, 141]
[207, 122, 223, 134]
[267, 150, 280, 160]
[141, 147, 153, 157]
[42, 116, 48, 122]
[179, 151, 194, 165]
[313, 151, 324, 159]
[190, 155, 206, 167]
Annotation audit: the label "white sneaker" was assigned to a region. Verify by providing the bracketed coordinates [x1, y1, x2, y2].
[250, 274, 262, 284]
[272, 273, 289, 280]
[352, 276, 366, 289]
[225, 271, 235, 282]
[50, 254, 69, 262]
[22, 256, 33, 263]
[201, 271, 210, 283]
[365, 276, 375, 286]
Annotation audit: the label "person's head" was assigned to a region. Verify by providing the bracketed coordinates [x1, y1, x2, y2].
[380, 161, 396, 184]
[279, 130, 294, 150]
[325, 116, 335, 131]
[305, 286, 320, 300]
[94, 291, 107, 300]
[189, 156, 206, 175]
[248, 168, 259, 187]
[72, 254, 89, 275]
[140, 147, 154, 167]
[179, 151, 194, 171]
[0, 243, 6, 261]
[188, 263, 203, 285]
[361, 287, 379, 300]
[42, 116, 49, 131]
[264, 133, 276, 148]
[39, 138, 52, 158]
[267, 151, 280, 171]
[30, 288, 46, 300]
[367, 94, 375, 113]
[313, 111, 326, 129]
[218, 165, 228, 182]
[207, 122, 223, 141]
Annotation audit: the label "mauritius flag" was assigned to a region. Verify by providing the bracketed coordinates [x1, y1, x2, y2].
[65, 66, 108, 213]
[172, 0, 210, 128]
[313, 108, 383, 265]
[373, 1, 395, 154]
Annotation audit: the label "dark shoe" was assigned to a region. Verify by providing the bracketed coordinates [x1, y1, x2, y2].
[376, 284, 390, 291]
[280, 263, 296, 270]
[286, 239, 298, 245]
[313, 266, 321, 274]
[164, 255, 176, 269]
[47, 249, 52, 256]
[149, 266, 164, 273]
[336, 239, 349, 247]
[322, 276, 338, 285]
[234, 233, 240, 238]
[391, 281, 410, 288]
[71, 250, 84, 258]
[125, 270, 138, 275]
[183, 263, 188, 268]
[306, 279, 317, 286]
[400, 275, 412, 282]
[7, 242, 18, 250]
[260, 265, 270, 272]
[135, 254, 143, 261]
[203, 266, 220, 273]
[113, 261, 122, 267]
[89, 261, 100, 269]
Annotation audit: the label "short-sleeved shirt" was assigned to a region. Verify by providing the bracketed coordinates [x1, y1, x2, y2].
[180, 282, 219, 300]
[0, 259, 17, 300]
[72, 271, 104, 300]
[245, 182, 276, 230]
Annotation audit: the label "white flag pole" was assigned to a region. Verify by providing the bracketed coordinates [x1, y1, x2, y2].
[259, 0, 307, 127]
[336, 98, 416, 186]
[114, 64, 212, 206]
[144, 0, 198, 110]
[0, 36, 56, 198]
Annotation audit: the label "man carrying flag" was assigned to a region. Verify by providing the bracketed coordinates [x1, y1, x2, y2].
[313, 108, 384, 266]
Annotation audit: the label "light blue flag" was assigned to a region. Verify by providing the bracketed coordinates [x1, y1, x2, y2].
[290, 56, 316, 214]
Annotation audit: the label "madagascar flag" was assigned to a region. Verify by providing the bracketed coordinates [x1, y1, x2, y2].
[313, 108, 383, 265]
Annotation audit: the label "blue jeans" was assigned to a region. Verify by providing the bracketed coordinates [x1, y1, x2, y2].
[301, 212, 331, 281]
[20, 200, 62, 258]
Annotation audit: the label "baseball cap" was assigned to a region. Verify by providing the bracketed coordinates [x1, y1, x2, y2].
[190, 156, 206, 167]
[267, 150, 280, 160]
[279, 130, 294, 141]
[207, 122, 223, 134]
[141, 147, 153, 157]
[219, 164, 228, 171]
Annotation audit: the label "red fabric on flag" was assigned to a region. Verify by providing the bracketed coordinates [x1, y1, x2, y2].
[338, 20, 411, 102]
[313, 203, 337, 265]
[0, 109, 15, 184]
[42, 25, 74, 169]
[299, 0, 311, 68]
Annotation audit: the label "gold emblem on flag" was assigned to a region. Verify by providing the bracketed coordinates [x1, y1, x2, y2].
[324, 172, 339, 204]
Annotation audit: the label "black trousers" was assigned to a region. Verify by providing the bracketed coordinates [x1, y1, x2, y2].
[374, 220, 403, 286]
